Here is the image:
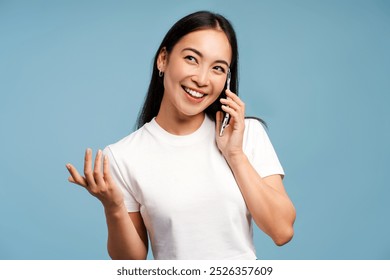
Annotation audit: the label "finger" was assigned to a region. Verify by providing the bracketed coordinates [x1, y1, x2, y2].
[68, 175, 75, 183]
[224, 91, 245, 109]
[226, 89, 244, 106]
[222, 103, 245, 124]
[226, 92, 245, 112]
[221, 104, 239, 119]
[93, 149, 105, 186]
[67, 175, 80, 185]
[66, 163, 87, 187]
[103, 155, 115, 185]
[220, 98, 241, 111]
[221, 105, 245, 132]
[84, 148, 96, 187]
[221, 94, 245, 123]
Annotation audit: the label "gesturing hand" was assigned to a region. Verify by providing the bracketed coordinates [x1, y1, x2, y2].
[66, 148, 124, 211]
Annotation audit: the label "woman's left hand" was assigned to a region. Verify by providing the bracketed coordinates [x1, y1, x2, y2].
[216, 89, 246, 160]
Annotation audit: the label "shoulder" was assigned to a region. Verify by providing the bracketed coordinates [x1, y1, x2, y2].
[104, 124, 151, 159]
[244, 117, 268, 140]
[243, 118, 285, 176]
[243, 117, 275, 153]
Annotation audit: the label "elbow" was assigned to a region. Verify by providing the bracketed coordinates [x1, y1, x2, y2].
[273, 226, 294, 246]
[109, 251, 147, 260]
[108, 247, 148, 260]
[274, 205, 296, 246]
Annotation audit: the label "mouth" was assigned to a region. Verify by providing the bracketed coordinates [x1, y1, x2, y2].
[182, 86, 206, 99]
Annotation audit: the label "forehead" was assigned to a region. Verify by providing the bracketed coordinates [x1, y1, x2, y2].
[172, 29, 232, 63]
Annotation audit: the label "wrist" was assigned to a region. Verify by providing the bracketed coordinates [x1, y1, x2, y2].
[224, 150, 247, 167]
[104, 202, 127, 218]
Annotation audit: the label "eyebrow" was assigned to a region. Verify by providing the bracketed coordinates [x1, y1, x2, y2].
[182, 47, 230, 68]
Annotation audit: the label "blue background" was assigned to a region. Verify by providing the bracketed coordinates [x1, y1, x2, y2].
[1, 0, 389, 260]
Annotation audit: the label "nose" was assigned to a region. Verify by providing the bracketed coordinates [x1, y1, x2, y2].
[192, 67, 210, 87]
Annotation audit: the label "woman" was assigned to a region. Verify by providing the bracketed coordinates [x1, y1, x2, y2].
[66, 11, 295, 260]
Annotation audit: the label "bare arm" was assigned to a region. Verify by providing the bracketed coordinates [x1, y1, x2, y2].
[217, 90, 296, 245]
[105, 208, 148, 259]
[224, 154, 295, 245]
[66, 148, 148, 259]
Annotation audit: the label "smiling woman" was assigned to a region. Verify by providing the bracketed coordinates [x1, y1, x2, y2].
[156, 29, 231, 134]
[66, 10, 296, 260]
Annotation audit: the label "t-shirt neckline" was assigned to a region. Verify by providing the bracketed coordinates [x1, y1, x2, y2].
[146, 115, 213, 146]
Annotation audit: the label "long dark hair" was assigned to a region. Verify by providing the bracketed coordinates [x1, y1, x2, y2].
[136, 11, 239, 129]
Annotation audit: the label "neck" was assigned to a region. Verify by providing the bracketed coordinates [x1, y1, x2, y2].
[155, 111, 206, 135]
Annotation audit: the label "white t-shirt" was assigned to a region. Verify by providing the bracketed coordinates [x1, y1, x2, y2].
[103, 115, 284, 260]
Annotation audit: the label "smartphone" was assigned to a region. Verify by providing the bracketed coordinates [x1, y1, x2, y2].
[219, 69, 231, 136]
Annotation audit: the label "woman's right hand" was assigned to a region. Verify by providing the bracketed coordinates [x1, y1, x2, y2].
[66, 148, 124, 211]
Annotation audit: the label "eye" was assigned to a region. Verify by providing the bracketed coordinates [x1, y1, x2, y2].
[185, 55, 197, 63]
[213, 65, 226, 73]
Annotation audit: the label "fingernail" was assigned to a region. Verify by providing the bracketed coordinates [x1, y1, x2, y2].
[66, 164, 71, 169]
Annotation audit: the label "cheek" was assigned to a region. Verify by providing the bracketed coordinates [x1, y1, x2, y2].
[210, 84, 224, 103]
[165, 68, 186, 88]
[214, 78, 226, 94]
[163, 67, 183, 91]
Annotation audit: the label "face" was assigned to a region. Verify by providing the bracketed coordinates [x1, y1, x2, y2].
[157, 28, 232, 121]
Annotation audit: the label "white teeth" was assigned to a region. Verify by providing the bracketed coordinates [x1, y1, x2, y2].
[184, 87, 205, 98]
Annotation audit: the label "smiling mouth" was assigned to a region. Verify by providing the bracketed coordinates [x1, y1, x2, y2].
[182, 86, 206, 99]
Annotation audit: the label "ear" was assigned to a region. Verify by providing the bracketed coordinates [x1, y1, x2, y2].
[157, 47, 168, 72]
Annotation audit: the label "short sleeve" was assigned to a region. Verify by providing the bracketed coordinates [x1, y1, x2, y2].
[243, 119, 285, 178]
[103, 146, 140, 212]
